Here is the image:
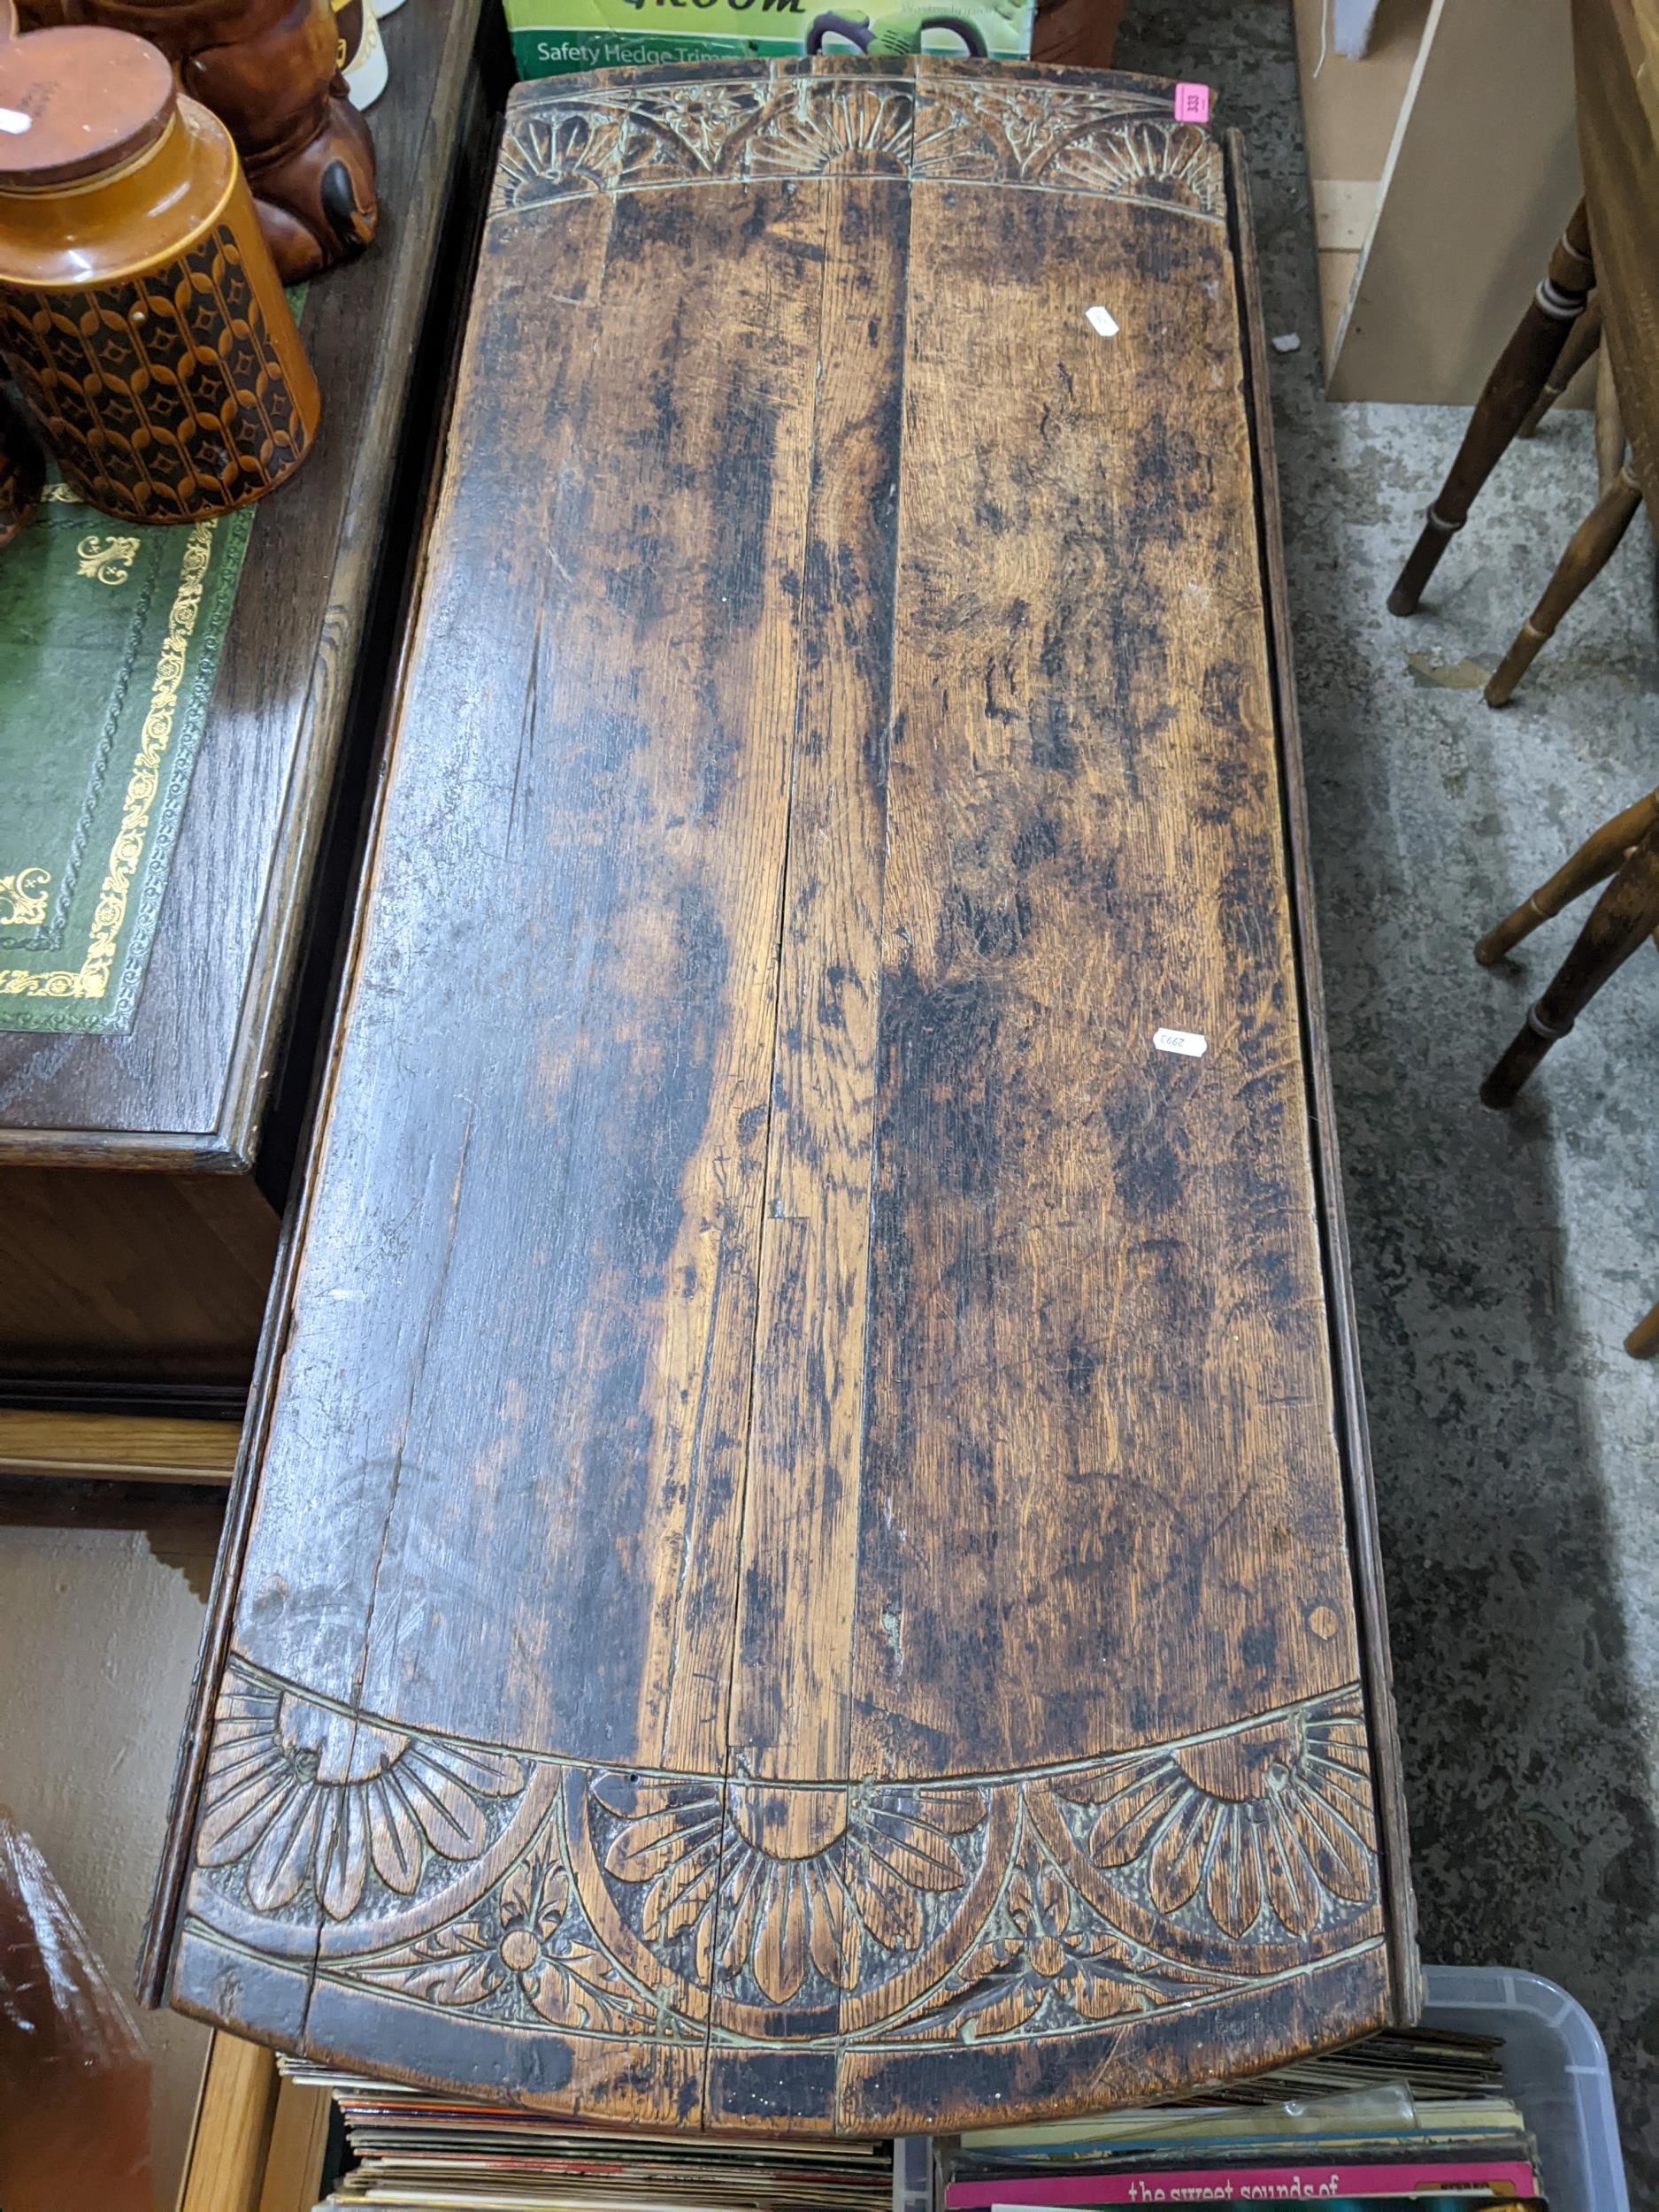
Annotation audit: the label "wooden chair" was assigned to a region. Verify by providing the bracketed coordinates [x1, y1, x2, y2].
[1390, 202, 1647, 705]
[1476, 787, 1659, 1356]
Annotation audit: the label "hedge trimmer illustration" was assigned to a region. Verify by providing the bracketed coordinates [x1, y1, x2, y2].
[804, 0, 1024, 56]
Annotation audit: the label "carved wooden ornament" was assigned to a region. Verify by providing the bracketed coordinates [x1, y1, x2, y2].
[150, 58, 1418, 2132]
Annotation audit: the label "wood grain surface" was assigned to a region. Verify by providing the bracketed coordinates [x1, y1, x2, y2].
[0, 1406, 241, 1482]
[177, 2035, 280, 2212]
[0, 1166, 280, 1388]
[155, 58, 1415, 2131]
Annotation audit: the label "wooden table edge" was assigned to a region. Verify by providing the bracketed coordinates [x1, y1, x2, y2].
[1226, 127, 1422, 2028]
[139, 181, 481, 2000]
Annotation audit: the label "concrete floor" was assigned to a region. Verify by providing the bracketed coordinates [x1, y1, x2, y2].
[1115, 1, 1659, 2194]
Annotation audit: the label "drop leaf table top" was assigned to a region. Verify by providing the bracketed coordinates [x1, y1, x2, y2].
[149, 56, 1418, 2134]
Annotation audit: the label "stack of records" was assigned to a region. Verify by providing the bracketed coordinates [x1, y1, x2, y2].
[940, 2028, 1544, 2207]
[284, 2063, 894, 2211]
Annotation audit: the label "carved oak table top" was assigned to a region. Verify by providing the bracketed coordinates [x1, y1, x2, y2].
[148, 56, 1419, 2132]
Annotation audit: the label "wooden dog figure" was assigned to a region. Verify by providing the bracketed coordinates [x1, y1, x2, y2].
[65, 0, 378, 280]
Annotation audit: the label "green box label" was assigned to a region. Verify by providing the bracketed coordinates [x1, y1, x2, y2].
[504, 0, 1032, 76]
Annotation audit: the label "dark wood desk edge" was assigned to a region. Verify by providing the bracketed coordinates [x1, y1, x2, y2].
[138, 204, 482, 2000]
[0, 0, 488, 1178]
[0, 1127, 247, 1172]
[213, 0, 490, 1172]
[1227, 132, 1422, 2029]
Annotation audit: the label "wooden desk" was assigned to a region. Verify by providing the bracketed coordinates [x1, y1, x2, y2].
[149, 59, 1417, 2131]
[1575, 0, 1659, 506]
[0, 0, 494, 1399]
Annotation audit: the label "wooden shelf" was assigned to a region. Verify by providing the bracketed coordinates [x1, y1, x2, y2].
[0, 1409, 239, 1485]
[175, 2035, 334, 2212]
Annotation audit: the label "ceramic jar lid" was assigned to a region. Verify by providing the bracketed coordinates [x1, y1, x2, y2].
[0, 25, 175, 191]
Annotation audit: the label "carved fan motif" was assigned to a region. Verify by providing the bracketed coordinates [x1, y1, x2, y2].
[187, 1673, 1380, 2055]
[1047, 1694, 1377, 1939]
[195, 1674, 527, 1920]
[491, 69, 1224, 220]
[1043, 119, 1222, 211]
[593, 1773, 987, 2004]
[746, 82, 916, 178]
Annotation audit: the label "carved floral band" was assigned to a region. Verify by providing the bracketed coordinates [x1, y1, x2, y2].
[493, 74, 1225, 221]
[185, 1661, 1381, 2055]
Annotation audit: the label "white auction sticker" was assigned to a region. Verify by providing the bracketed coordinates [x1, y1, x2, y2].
[1154, 1027, 1208, 1058]
[1085, 303, 1118, 338]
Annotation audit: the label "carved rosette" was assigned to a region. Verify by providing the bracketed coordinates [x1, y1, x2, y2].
[187, 1670, 564, 1960]
[185, 1667, 1381, 2055]
[1039, 1698, 1378, 1944]
[491, 72, 1223, 222]
[572, 1769, 1016, 2039]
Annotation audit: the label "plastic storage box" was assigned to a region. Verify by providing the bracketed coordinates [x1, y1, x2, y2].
[1422, 1966, 1628, 2212]
[903, 1966, 1629, 2211]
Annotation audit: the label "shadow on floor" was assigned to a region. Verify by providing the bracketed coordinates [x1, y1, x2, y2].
[1116, 2, 1659, 2192]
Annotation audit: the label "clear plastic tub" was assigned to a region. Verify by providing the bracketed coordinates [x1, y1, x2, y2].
[901, 1966, 1630, 2211]
[1422, 1964, 1629, 2212]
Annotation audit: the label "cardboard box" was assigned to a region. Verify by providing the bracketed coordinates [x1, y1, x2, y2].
[504, 0, 1033, 82]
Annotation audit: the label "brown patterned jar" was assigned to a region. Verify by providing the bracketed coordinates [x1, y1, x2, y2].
[0, 24, 320, 522]
[0, 383, 44, 547]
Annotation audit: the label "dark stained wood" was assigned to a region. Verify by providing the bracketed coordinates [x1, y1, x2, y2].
[1229, 128, 1418, 2050]
[0, 1168, 278, 1386]
[1031, 0, 1123, 68]
[151, 59, 1417, 2132]
[1479, 810, 1659, 1109]
[1477, 787, 1659, 968]
[1517, 291, 1603, 439]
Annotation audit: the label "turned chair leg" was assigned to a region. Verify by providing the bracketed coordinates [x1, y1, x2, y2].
[1476, 787, 1659, 964]
[1483, 461, 1643, 704]
[1627, 1297, 1659, 1358]
[1518, 292, 1603, 438]
[1594, 344, 1627, 495]
[1390, 203, 1594, 616]
[1480, 821, 1659, 1109]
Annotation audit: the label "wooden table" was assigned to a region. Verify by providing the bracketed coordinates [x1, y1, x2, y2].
[149, 58, 1418, 2131]
[0, 0, 493, 1405]
[1575, 0, 1659, 506]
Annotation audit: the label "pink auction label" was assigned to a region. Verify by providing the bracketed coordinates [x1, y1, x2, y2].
[1173, 81, 1211, 123]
